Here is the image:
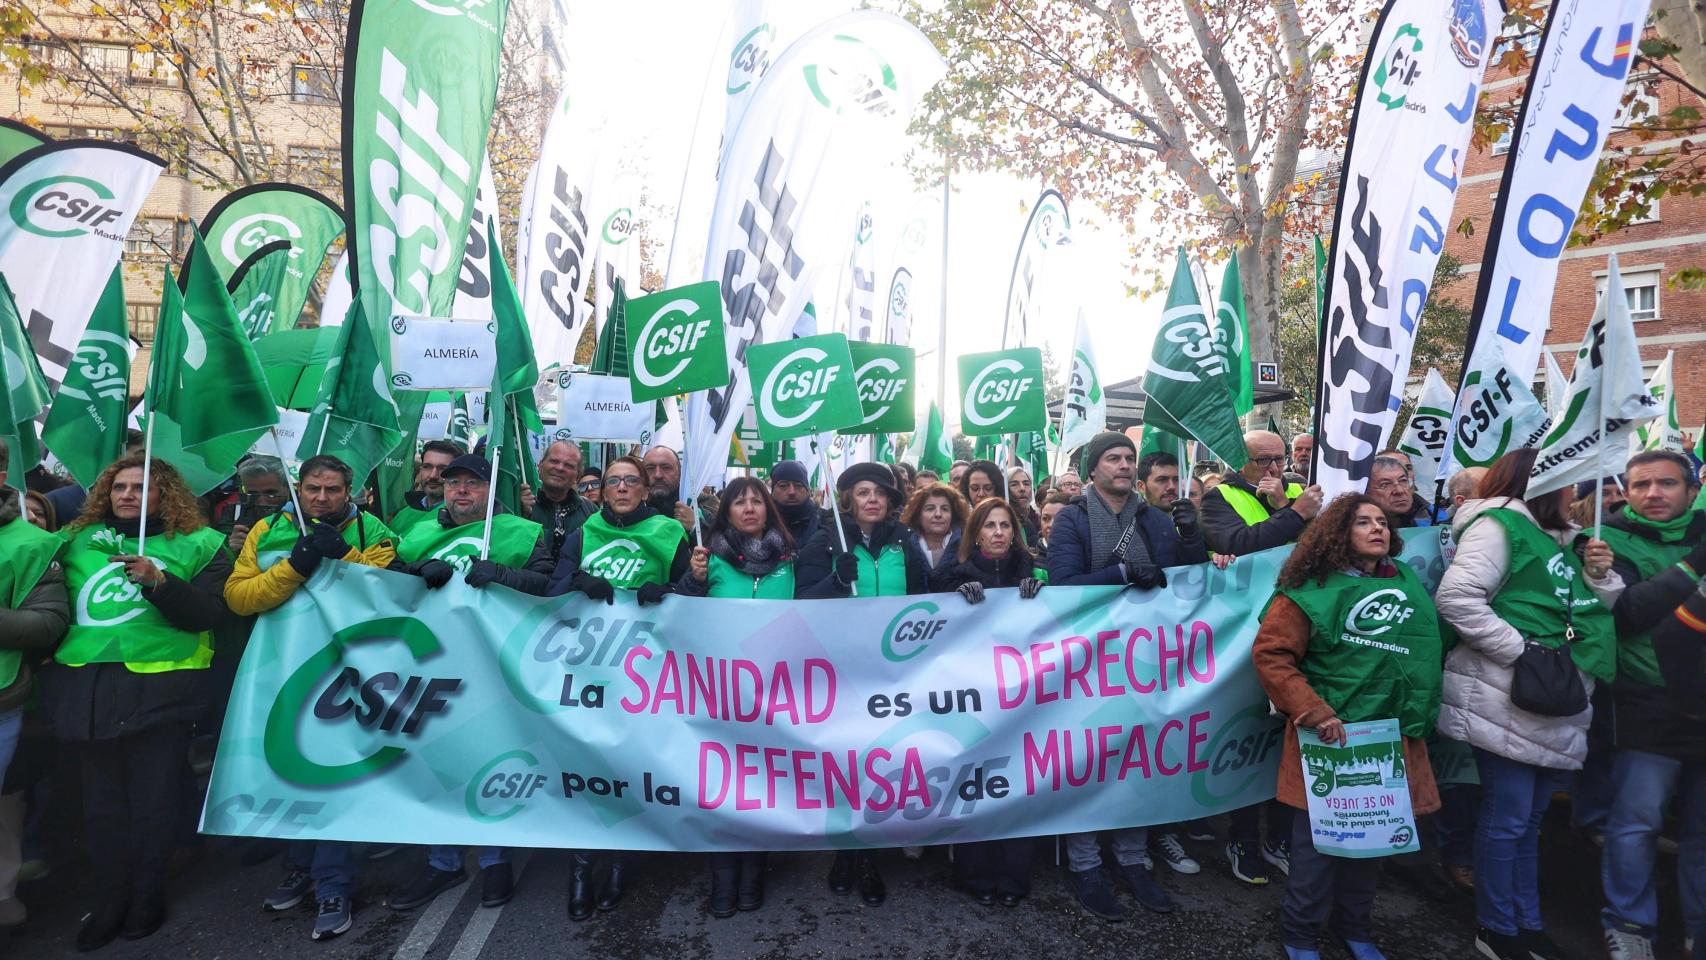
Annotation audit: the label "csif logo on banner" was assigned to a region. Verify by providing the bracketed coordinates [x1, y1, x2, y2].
[221, 214, 304, 269]
[761, 345, 841, 429]
[848, 342, 914, 434]
[857, 357, 905, 424]
[406, 0, 499, 33]
[624, 281, 728, 402]
[58, 331, 131, 405]
[802, 34, 901, 117]
[748, 333, 862, 440]
[882, 601, 945, 663]
[8, 175, 128, 240]
[602, 207, 634, 246]
[727, 23, 778, 95]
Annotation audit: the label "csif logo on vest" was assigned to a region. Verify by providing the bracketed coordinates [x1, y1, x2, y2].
[856, 356, 906, 426]
[430, 538, 485, 575]
[962, 358, 1035, 428]
[8, 175, 127, 240]
[634, 298, 712, 388]
[264, 616, 461, 787]
[759, 345, 839, 429]
[1343, 588, 1416, 637]
[220, 213, 303, 267]
[75, 559, 156, 627]
[882, 601, 945, 662]
[583, 537, 648, 583]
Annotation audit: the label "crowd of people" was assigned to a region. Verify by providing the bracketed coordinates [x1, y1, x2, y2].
[0, 423, 1702, 960]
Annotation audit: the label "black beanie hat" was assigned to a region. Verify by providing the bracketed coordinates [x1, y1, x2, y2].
[1081, 431, 1136, 476]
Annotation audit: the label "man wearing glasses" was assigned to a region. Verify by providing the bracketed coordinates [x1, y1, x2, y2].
[1367, 455, 1433, 528]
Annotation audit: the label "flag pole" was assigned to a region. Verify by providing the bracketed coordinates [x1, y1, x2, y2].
[678, 398, 702, 548]
[819, 443, 855, 597]
[269, 426, 306, 526]
[479, 396, 502, 561]
[136, 414, 156, 559]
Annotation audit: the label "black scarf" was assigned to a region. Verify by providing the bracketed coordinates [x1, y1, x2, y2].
[708, 527, 789, 576]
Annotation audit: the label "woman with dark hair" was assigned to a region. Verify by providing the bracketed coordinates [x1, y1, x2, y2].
[576, 464, 602, 505]
[900, 482, 969, 570]
[1253, 495, 1444, 960]
[43, 454, 232, 950]
[1434, 448, 1620, 960]
[930, 497, 1044, 906]
[958, 459, 1002, 507]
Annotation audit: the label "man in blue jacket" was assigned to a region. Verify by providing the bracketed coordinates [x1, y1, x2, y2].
[1046, 432, 1205, 921]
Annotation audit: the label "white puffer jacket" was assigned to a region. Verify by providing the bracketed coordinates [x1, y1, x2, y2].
[1434, 497, 1622, 770]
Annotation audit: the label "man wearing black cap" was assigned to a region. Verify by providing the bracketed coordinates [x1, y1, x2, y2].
[1045, 431, 1203, 920]
[770, 459, 830, 546]
[387, 454, 555, 913]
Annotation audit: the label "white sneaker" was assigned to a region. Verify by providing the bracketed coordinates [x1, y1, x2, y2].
[1604, 925, 1657, 960]
[1151, 833, 1201, 875]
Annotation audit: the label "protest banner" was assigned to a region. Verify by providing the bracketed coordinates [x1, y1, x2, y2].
[1297, 718, 1421, 859]
[958, 348, 1046, 438]
[748, 333, 863, 441]
[847, 341, 915, 435]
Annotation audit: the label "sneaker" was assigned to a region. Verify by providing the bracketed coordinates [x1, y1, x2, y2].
[387, 866, 466, 911]
[1066, 868, 1127, 922]
[1262, 838, 1291, 876]
[1226, 841, 1271, 885]
[1474, 927, 1530, 960]
[263, 869, 313, 912]
[1183, 820, 1219, 842]
[1604, 924, 1657, 960]
[1518, 928, 1565, 960]
[1117, 863, 1174, 913]
[481, 862, 514, 907]
[310, 897, 352, 941]
[1151, 833, 1201, 875]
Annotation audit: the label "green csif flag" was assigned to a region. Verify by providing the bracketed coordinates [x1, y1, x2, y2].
[298, 302, 404, 487]
[487, 221, 541, 514]
[904, 401, 953, 475]
[201, 184, 345, 333]
[1313, 234, 1327, 337]
[747, 334, 863, 442]
[227, 239, 295, 341]
[1215, 254, 1253, 416]
[1142, 249, 1247, 470]
[0, 275, 50, 474]
[42, 268, 131, 486]
[146, 231, 280, 492]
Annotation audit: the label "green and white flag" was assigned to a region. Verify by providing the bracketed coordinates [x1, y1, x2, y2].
[343, 0, 508, 333]
[226, 239, 294, 340]
[847, 341, 914, 435]
[1016, 423, 1054, 483]
[747, 333, 862, 442]
[0, 275, 49, 472]
[1215, 254, 1253, 416]
[1394, 368, 1455, 493]
[487, 221, 542, 517]
[1060, 308, 1105, 458]
[42, 267, 131, 486]
[1543, 350, 1569, 422]
[903, 401, 953, 474]
[201, 184, 344, 333]
[297, 302, 404, 487]
[0, 119, 46, 165]
[1634, 350, 1683, 453]
[145, 231, 280, 490]
[958, 347, 1046, 437]
[625, 281, 729, 403]
[1143, 249, 1247, 470]
[1527, 256, 1659, 499]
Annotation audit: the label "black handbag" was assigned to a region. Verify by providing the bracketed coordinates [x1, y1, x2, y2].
[1509, 579, 1589, 717]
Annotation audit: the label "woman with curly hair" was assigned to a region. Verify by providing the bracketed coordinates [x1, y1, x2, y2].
[900, 482, 969, 570]
[1253, 494, 1445, 960]
[41, 453, 232, 950]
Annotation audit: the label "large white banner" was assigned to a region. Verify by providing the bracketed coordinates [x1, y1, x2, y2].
[1060, 307, 1106, 458]
[681, 12, 945, 500]
[592, 170, 640, 338]
[451, 158, 502, 324]
[0, 141, 164, 389]
[1446, 0, 1654, 480]
[519, 91, 602, 370]
[1001, 189, 1071, 351]
[1313, 0, 1498, 500]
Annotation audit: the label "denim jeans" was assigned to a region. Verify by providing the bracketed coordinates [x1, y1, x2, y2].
[428, 846, 509, 873]
[0, 709, 21, 901]
[0, 710, 20, 785]
[286, 841, 355, 902]
[1473, 748, 1564, 935]
[1065, 828, 1149, 872]
[1572, 744, 1616, 835]
[1600, 749, 1706, 942]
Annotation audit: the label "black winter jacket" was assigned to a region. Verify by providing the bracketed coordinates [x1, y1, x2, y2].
[929, 547, 1036, 594]
[1200, 472, 1307, 556]
[797, 515, 930, 598]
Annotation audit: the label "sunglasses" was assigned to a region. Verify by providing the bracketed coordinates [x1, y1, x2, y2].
[577, 480, 602, 492]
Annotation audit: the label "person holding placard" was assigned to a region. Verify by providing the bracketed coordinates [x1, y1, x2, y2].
[1253, 494, 1445, 960]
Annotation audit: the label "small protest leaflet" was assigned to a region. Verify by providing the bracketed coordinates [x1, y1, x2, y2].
[1297, 718, 1420, 859]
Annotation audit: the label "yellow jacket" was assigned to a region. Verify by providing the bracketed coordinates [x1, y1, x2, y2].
[224, 510, 396, 616]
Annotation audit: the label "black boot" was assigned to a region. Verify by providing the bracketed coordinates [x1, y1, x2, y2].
[856, 853, 886, 906]
[596, 854, 626, 911]
[736, 853, 765, 912]
[707, 855, 738, 919]
[566, 854, 595, 922]
[76, 896, 129, 953]
[120, 885, 165, 941]
[827, 851, 855, 894]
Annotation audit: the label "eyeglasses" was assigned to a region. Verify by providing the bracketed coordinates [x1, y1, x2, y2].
[605, 475, 645, 489]
[1249, 455, 1286, 467]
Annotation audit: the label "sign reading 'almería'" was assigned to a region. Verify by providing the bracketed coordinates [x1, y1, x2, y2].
[958, 347, 1046, 437]
[624, 281, 729, 403]
[847, 341, 915, 434]
[556, 370, 656, 442]
[747, 333, 863, 441]
[388, 317, 497, 391]
[201, 534, 1447, 851]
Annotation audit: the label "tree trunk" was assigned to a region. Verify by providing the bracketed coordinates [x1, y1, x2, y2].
[1240, 225, 1289, 430]
[1652, 0, 1706, 95]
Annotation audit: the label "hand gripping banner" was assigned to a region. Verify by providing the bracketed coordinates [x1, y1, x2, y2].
[203, 535, 1445, 851]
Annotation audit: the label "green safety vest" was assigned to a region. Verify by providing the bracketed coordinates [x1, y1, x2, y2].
[0, 514, 65, 687]
[389, 503, 438, 537]
[397, 513, 541, 571]
[254, 510, 397, 569]
[56, 524, 226, 667]
[854, 541, 910, 597]
[577, 512, 685, 589]
[1595, 506, 1701, 687]
[1218, 481, 1304, 526]
[1273, 565, 1444, 737]
[705, 553, 796, 599]
[1478, 508, 1616, 683]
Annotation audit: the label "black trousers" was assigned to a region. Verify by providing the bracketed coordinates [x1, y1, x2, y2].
[1279, 809, 1380, 948]
[953, 838, 1034, 897]
[78, 722, 192, 901]
[1230, 798, 1295, 845]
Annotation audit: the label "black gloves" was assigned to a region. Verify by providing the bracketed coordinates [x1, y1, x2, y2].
[1124, 560, 1167, 590]
[1019, 577, 1044, 599]
[635, 581, 672, 606]
[307, 520, 348, 559]
[465, 559, 506, 589]
[956, 582, 986, 605]
[833, 553, 858, 586]
[415, 559, 455, 588]
[1171, 498, 1200, 540]
[1683, 538, 1706, 577]
[287, 537, 322, 578]
[571, 571, 615, 604]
